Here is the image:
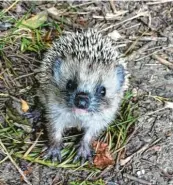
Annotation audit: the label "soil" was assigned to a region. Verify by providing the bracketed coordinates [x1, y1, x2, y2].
[0, 1, 173, 185]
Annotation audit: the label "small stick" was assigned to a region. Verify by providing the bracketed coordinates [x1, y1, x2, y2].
[23, 131, 43, 158]
[129, 36, 167, 42]
[100, 10, 148, 32]
[152, 54, 173, 69]
[97, 166, 114, 179]
[1, 0, 20, 14]
[93, 10, 128, 20]
[70, 1, 94, 9]
[147, 0, 172, 5]
[125, 30, 149, 56]
[134, 45, 171, 62]
[47, 8, 82, 30]
[123, 173, 152, 185]
[109, 0, 117, 13]
[127, 41, 155, 61]
[119, 23, 141, 31]
[120, 143, 150, 166]
[0, 93, 9, 97]
[0, 140, 32, 185]
[14, 72, 37, 80]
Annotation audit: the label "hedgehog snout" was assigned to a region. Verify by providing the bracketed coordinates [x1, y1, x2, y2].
[74, 92, 90, 109]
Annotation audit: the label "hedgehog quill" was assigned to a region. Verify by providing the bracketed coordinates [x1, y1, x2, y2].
[38, 29, 128, 163]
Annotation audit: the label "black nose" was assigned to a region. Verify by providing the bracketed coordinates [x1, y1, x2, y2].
[74, 93, 90, 109]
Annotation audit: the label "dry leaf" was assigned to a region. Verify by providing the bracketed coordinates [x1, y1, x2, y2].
[120, 155, 133, 166]
[44, 29, 60, 42]
[20, 167, 32, 182]
[20, 99, 29, 112]
[93, 141, 115, 169]
[18, 11, 47, 29]
[47, 7, 63, 19]
[165, 101, 173, 109]
[44, 30, 52, 42]
[108, 30, 122, 40]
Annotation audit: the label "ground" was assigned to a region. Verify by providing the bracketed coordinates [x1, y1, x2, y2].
[0, 1, 173, 185]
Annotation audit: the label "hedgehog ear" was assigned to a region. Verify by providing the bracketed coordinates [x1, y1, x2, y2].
[52, 58, 62, 77]
[115, 64, 125, 91]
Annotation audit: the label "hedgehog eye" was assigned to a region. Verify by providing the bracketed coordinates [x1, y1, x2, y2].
[96, 86, 106, 97]
[66, 80, 77, 91]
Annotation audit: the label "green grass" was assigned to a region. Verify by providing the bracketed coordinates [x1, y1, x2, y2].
[69, 179, 105, 185]
[0, 7, 63, 55]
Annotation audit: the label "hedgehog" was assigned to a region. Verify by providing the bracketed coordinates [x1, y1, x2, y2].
[38, 29, 128, 163]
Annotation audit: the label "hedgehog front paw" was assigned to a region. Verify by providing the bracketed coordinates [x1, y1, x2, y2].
[73, 143, 93, 164]
[43, 143, 63, 162]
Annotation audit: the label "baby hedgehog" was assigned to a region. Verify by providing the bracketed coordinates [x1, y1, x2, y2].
[38, 29, 128, 162]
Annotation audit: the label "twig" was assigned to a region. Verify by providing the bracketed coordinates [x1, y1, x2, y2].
[120, 143, 150, 166]
[100, 10, 149, 32]
[1, 0, 20, 14]
[14, 72, 37, 80]
[93, 11, 128, 20]
[63, 11, 90, 15]
[127, 41, 155, 61]
[0, 68, 8, 76]
[109, 0, 117, 13]
[147, 0, 173, 5]
[119, 23, 141, 31]
[125, 125, 140, 145]
[7, 54, 41, 64]
[129, 36, 167, 42]
[152, 54, 173, 69]
[70, 1, 94, 8]
[142, 102, 172, 117]
[0, 140, 32, 185]
[144, 138, 163, 153]
[121, 134, 164, 167]
[146, 46, 163, 51]
[94, 165, 114, 180]
[23, 131, 43, 158]
[123, 173, 152, 185]
[134, 45, 171, 62]
[125, 29, 149, 55]
[0, 93, 9, 97]
[141, 159, 173, 178]
[47, 8, 83, 30]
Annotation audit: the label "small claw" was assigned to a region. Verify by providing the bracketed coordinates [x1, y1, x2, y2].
[73, 155, 79, 163]
[52, 149, 62, 162]
[73, 154, 87, 165]
[23, 110, 41, 122]
[43, 150, 52, 160]
[73, 143, 93, 164]
[88, 156, 93, 165]
[81, 157, 87, 165]
[42, 145, 62, 162]
[41, 146, 48, 153]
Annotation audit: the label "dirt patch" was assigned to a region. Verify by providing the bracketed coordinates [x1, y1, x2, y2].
[0, 1, 173, 185]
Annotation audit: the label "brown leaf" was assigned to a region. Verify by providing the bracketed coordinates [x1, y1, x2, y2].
[43, 29, 60, 43]
[20, 99, 29, 112]
[20, 167, 32, 182]
[92, 141, 115, 169]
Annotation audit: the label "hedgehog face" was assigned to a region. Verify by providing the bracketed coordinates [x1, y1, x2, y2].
[51, 57, 125, 115]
